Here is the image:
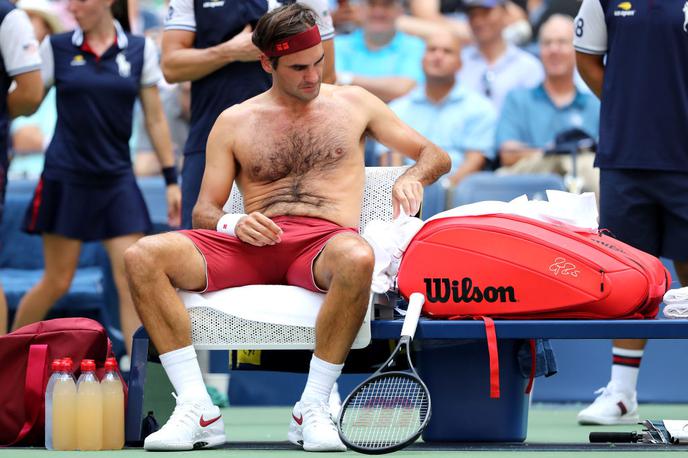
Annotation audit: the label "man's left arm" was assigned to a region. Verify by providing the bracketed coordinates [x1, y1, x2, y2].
[360, 87, 451, 217]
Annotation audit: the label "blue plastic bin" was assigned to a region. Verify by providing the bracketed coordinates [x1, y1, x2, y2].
[418, 339, 530, 442]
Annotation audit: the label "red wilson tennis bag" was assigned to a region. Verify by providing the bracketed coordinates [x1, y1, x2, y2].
[0, 318, 123, 446]
[397, 214, 669, 320]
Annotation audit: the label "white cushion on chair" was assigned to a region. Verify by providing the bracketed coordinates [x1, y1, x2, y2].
[180, 285, 372, 350]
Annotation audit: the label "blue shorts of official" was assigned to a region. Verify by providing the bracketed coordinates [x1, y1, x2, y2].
[23, 174, 152, 241]
[181, 151, 205, 230]
[599, 169, 688, 261]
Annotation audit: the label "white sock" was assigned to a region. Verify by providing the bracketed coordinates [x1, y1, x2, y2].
[159, 345, 213, 406]
[610, 347, 643, 394]
[301, 354, 344, 404]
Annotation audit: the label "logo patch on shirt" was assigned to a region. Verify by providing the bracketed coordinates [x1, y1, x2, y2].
[615, 2, 635, 16]
[202, 0, 224, 7]
[70, 54, 86, 66]
[166, 5, 174, 21]
[116, 52, 131, 78]
[22, 40, 38, 54]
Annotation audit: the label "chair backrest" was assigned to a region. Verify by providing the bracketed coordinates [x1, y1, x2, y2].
[452, 172, 567, 207]
[223, 166, 407, 230]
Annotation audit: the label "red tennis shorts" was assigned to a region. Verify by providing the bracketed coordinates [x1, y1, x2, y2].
[179, 215, 358, 293]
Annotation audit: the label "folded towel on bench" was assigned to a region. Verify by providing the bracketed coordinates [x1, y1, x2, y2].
[663, 287, 688, 319]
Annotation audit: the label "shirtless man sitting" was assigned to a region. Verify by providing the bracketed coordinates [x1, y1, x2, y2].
[124, 3, 451, 452]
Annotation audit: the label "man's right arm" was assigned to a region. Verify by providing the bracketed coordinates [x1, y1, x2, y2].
[161, 0, 260, 83]
[573, 0, 607, 98]
[162, 26, 260, 83]
[192, 110, 238, 229]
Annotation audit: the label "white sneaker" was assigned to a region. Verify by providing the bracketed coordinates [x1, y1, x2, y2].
[144, 393, 226, 451]
[288, 400, 347, 452]
[329, 382, 342, 420]
[577, 382, 639, 425]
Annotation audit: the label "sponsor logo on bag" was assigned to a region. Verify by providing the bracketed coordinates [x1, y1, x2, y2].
[424, 278, 517, 303]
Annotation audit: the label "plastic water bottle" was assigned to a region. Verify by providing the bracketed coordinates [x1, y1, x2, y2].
[52, 359, 77, 450]
[44, 359, 63, 450]
[76, 359, 103, 451]
[62, 357, 76, 382]
[101, 357, 124, 450]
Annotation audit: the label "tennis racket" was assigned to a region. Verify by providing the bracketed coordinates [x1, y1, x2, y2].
[337, 292, 431, 454]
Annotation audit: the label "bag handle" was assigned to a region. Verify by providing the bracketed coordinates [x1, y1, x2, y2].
[2, 344, 49, 446]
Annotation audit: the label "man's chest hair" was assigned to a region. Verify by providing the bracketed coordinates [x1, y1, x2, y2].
[241, 120, 357, 182]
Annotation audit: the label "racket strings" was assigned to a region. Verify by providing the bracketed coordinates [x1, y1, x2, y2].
[340, 375, 430, 450]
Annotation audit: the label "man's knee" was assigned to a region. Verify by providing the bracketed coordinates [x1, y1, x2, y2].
[124, 235, 164, 282]
[328, 235, 375, 278]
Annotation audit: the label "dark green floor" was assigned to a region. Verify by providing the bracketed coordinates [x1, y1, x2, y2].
[4, 403, 688, 457]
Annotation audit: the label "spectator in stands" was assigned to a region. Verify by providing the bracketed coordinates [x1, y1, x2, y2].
[458, 0, 543, 112]
[495, 15, 600, 195]
[0, 0, 43, 334]
[334, 0, 425, 103]
[9, 0, 62, 180]
[379, 29, 496, 190]
[574, 0, 688, 425]
[162, 0, 335, 229]
[10, 0, 181, 357]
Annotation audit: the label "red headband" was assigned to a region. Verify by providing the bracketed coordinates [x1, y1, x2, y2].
[263, 25, 322, 57]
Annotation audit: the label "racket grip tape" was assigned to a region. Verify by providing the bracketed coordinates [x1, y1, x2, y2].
[589, 432, 639, 443]
[401, 293, 425, 338]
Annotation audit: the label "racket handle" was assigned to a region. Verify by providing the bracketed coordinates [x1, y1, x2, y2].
[589, 432, 639, 443]
[401, 293, 425, 338]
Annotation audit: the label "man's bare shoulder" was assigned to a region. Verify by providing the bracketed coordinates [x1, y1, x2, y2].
[325, 84, 377, 106]
[216, 92, 268, 126]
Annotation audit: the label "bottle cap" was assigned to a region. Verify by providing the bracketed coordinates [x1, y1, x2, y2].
[51, 359, 62, 372]
[80, 359, 96, 372]
[104, 357, 118, 371]
[63, 358, 73, 372]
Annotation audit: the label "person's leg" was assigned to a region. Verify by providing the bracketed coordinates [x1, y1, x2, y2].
[102, 233, 144, 356]
[11, 234, 81, 330]
[578, 170, 657, 425]
[124, 231, 224, 451]
[289, 232, 374, 452]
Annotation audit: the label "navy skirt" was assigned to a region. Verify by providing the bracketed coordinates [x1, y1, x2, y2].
[23, 175, 152, 241]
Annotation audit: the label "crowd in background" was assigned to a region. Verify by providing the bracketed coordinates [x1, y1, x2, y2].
[8, 0, 600, 208]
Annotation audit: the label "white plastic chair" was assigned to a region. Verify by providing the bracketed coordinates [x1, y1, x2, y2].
[179, 166, 407, 350]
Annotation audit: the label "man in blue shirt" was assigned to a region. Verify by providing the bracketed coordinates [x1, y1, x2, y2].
[496, 15, 600, 195]
[0, 0, 42, 334]
[334, 0, 426, 103]
[378, 29, 496, 216]
[574, 0, 688, 425]
[458, 0, 543, 112]
[162, 0, 335, 229]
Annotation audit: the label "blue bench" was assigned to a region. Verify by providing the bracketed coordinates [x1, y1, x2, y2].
[370, 317, 688, 442]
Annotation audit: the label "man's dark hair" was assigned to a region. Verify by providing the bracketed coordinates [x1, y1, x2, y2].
[252, 3, 319, 68]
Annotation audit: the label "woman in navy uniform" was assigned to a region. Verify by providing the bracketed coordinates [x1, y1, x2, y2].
[11, 0, 181, 355]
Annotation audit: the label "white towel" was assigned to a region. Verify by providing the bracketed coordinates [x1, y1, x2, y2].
[663, 287, 688, 319]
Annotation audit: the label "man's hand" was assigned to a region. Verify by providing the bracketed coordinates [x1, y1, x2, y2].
[221, 24, 261, 63]
[392, 178, 423, 218]
[235, 212, 283, 246]
[166, 184, 182, 227]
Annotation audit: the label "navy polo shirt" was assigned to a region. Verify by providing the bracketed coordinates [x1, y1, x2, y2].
[165, 0, 335, 156]
[0, 0, 41, 172]
[39, 22, 161, 183]
[574, 0, 688, 171]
